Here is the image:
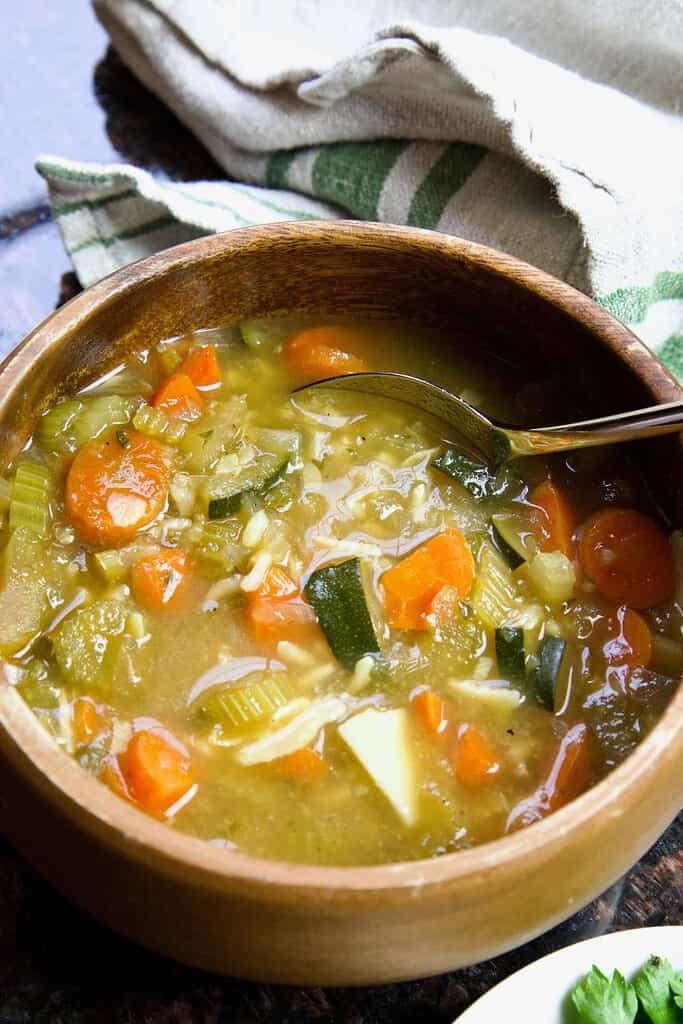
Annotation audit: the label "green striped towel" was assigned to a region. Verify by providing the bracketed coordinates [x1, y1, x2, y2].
[37, 0, 683, 378]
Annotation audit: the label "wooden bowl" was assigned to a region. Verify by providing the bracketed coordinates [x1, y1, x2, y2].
[0, 223, 681, 985]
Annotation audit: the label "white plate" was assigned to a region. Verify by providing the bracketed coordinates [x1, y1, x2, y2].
[457, 926, 683, 1023]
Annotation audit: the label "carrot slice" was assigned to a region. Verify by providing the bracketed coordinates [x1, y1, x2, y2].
[284, 326, 368, 384]
[151, 372, 203, 419]
[131, 548, 194, 613]
[506, 723, 591, 831]
[66, 429, 169, 546]
[599, 606, 652, 668]
[179, 345, 221, 390]
[452, 724, 500, 787]
[72, 697, 108, 748]
[381, 529, 475, 631]
[530, 480, 576, 557]
[274, 747, 328, 783]
[579, 508, 675, 608]
[426, 584, 461, 626]
[412, 689, 448, 735]
[246, 565, 322, 649]
[120, 729, 193, 815]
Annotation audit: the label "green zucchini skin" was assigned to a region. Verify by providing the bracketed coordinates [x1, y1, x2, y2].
[535, 636, 567, 711]
[491, 521, 525, 569]
[431, 447, 516, 502]
[304, 558, 380, 670]
[495, 625, 525, 681]
[207, 454, 290, 520]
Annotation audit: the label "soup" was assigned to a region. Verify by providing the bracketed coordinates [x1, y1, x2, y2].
[1, 319, 679, 865]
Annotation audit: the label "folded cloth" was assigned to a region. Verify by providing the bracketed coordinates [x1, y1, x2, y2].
[37, 0, 683, 376]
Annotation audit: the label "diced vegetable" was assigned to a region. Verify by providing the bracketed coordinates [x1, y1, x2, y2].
[470, 542, 516, 630]
[506, 723, 591, 830]
[93, 548, 129, 583]
[579, 508, 675, 608]
[179, 396, 247, 472]
[152, 372, 203, 419]
[196, 519, 243, 575]
[529, 480, 575, 557]
[204, 452, 290, 520]
[491, 512, 537, 568]
[599, 607, 652, 669]
[9, 461, 52, 538]
[131, 548, 194, 612]
[533, 636, 567, 711]
[72, 697, 109, 748]
[120, 728, 193, 814]
[198, 672, 293, 733]
[274, 747, 328, 783]
[523, 550, 575, 605]
[412, 689, 448, 735]
[501, 602, 546, 655]
[16, 658, 61, 710]
[132, 403, 186, 444]
[66, 430, 169, 546]
[179, 345, 221, 390]
[236, 695, 347, 765]
[247, 566, 321, 649]
[38, 395, 136, 454]
[304, 558, 380, 669]
[381, 529, 474, 631]
[52, 600, 129, 694]
[0, 527, 49, 655]
[452, 724, 500, 787]
[240, 318, 287, 353]
[283, 326, 369, 384]
[338, 707, 417, 826]
[431, 448, 514, 501]
[495, 626, 525, 681]
[448, 679, 522, 713]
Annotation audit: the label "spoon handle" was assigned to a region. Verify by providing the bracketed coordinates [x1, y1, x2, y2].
[503, 400, 683, 457]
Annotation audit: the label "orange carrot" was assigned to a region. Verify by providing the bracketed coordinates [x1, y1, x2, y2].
[506, 723, 591, 831]
[274, 747, 328, 783]
[66, 430, 169, 546]
[452, 724, 500, 787]
[412, 689, 448, 735]
[179, 344, 221, 390]
[599, 606, 652, 668]
[120, 728, 193, 815]
[151, 372, 203, 419]
[579, 508, 675, 608]
[246, 565, 322, 649]
[72, 697, 108, 748]
[284, 326, 369, 384]
[131, 548, 194, 613]
[426, 584, 461, 626]
[530, 480, 576, 557]
[381, 529, 475, 631]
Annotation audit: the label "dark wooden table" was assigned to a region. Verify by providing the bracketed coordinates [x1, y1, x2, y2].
[1, 4, 681, 1020]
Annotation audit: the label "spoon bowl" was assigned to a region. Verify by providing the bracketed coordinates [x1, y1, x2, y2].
[296, 371, 683, 465]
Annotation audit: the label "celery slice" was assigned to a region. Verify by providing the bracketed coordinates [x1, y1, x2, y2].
[133, 403, 186, 444]
[38, 396, 135, 454]
[470, 542, 517, 630]
[0, 527, 49, 654]
[9, 462, 51, 537]
[93, 549, 129, 583]
[0, 476, 12, 513]
[198, 673, 293, 732]
[52, 600, 128, 695]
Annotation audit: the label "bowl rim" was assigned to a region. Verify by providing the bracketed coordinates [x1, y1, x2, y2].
[1, 220, 681, 902]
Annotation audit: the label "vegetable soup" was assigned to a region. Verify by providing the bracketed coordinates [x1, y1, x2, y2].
[2, 318, 679, 865]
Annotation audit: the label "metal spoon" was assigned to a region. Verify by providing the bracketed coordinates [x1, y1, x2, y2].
[294, 372, 683, 465]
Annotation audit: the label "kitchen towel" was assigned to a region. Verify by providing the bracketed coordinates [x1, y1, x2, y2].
[37, 0, 683, 375]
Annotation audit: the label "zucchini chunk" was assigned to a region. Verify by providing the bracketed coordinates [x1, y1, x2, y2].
[495, 626, 525, 681]
[491, 513, 537, 568]
[304, 558, 380, 670]
[0, 527, 50, 655]
[431, 448, 515, 501]
[534, 636, 568, 711]
[206, 452, 290, 520]
[52, 600, 128, 695]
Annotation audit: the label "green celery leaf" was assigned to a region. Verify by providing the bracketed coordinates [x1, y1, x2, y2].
[633, 957, 680, 1024]
[571, 966, 638, 1024]
[669, 970, 683, 1011]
